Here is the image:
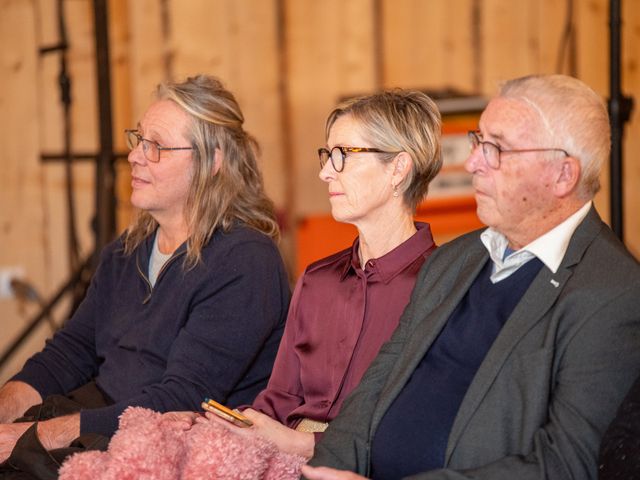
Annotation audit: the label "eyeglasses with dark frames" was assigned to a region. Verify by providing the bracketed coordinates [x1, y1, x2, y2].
[467, 130, 568, 169]
[125, 129, 194, 163]
[318, 146, 398, 172]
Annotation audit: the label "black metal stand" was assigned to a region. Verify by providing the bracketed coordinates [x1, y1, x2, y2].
[608, 0, 634, 241]
[0, 0, 117, 372]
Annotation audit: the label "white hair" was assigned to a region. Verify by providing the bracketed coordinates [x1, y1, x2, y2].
[498, 74, 610, 199]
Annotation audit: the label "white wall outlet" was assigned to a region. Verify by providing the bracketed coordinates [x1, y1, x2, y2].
[0, 267, 26, 299]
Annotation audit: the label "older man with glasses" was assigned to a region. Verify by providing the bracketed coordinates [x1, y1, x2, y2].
[303, 74, 640, 480]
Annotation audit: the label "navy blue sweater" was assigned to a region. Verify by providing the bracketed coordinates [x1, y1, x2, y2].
[13, 225, 290, 436]
[371, 257, 543, 479]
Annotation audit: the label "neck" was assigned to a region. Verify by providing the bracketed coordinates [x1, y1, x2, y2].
[155, 219, 189, 254]
[505, 198, 587, 249]
[357, 212, 416, 267]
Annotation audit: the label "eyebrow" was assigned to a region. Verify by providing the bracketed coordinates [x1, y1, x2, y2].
[479, 128, 515, 148]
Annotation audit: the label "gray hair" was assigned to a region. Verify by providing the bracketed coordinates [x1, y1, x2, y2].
[499, 74, 610, 199]
[124, 75, 279, 268]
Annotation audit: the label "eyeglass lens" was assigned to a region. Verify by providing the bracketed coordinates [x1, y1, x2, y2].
[126, 131, 158, 162]
[330, 147, 345, 171]
[468, 131, 499, 168]
[318, 147, 345, 172]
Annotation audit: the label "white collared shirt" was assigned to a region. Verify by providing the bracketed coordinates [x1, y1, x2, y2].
[480, 201, 592, 283]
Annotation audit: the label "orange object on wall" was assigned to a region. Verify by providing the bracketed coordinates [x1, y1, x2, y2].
[295, 195, 484, 276]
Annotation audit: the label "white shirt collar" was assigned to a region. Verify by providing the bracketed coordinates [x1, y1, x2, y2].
[480, 201, 592, 282]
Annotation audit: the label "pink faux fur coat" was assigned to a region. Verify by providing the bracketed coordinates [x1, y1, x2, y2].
[59, 407, 305, 480]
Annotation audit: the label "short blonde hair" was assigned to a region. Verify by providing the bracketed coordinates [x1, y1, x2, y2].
[124, 75, 278, 267]
[325, 90, 442, 211]
[499, 74, 610, 199]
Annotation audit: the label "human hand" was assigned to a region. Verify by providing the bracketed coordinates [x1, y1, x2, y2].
[301, 465, 368, 480]
[160, 411, 199, 431]
[197, 408, 315, 458]
[37, 414, 80, 451]
[0, 422, 32, 463]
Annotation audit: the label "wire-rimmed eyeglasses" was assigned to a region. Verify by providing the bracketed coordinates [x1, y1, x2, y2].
[467, 130, 568, 169]
[125, 129, 194, 163]
[318, 146, 398, 172]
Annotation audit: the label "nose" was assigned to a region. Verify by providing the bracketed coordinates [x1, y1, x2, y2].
[127, 143, 147, 166]
[464, 144, 485, 174]
[318, 159, 337, 183]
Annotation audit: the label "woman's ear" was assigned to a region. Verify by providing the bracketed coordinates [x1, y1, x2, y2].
[553, 155, 581, 198]
[212, 148, 223, 176]
[392, 152, 413, 187]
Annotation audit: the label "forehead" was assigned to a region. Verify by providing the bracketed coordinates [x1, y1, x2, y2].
[479, 97, 544, 145]
[140, 99, 191, 136]
[327, 114, 369, 146]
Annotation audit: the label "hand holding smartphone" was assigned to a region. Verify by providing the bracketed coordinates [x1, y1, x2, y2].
[201, 398, 253, 428]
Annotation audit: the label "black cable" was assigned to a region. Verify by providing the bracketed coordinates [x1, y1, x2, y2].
[56, 0, 82, 274]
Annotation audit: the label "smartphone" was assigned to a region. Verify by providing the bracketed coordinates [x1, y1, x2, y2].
[201, 398, 253, 428]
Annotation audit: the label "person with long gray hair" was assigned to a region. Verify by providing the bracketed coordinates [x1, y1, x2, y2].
[0, 75, 290, 478]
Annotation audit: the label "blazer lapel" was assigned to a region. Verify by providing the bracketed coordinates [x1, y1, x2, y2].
[370, 241, 490, 433]
[445, 207, 605, 463]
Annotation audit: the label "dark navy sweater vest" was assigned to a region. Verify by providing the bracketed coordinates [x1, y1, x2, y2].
[370, 256, 543, 480]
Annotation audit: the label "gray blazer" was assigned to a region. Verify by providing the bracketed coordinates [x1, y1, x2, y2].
[310, 207, 640, 479]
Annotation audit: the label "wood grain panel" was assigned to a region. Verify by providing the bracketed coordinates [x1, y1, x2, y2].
[382, 0, 476, 93]
[287, 0, 377, 218]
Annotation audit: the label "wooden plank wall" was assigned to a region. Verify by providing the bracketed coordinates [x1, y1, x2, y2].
[0, 0, 638, 382]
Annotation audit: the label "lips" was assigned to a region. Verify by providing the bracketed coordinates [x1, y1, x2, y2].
[131, 175, 150, 188]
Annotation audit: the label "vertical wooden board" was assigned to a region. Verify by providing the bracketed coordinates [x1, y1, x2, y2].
[225, 1, 283, 208]
[441, 0, 477, 93]
[287, 0, 377, 217]
[125, 0, 167, 231]
[169, 0, 231, 80]
[536, 0, 571, 74]
[575, 0, 610, 222]
[127, 0, 167, 122]
[621, 0, 640, 257]
[480, 0, 541, 94]
[382, 0, 475, 93]
[0, 0, 48, 380]
[109, 0, 135, 232]
[40, 0, 97, 288]
[170, 0, 286, 208]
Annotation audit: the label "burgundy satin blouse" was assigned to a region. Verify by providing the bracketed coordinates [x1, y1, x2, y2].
[251, 222, 436, 429]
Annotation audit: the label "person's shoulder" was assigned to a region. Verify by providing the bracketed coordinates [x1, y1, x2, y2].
[430, 228, 485, 259]
[97, 233, 129, 261]
[209, 223, 279, 251]
[200, 224, 285, 275]
[303, 246, 353, 276]
[581, 223, 640, 281]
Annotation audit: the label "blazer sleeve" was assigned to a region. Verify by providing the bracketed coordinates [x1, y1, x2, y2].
[402, 281, 640, 480]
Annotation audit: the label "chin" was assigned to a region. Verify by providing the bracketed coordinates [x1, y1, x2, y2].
[330, 208, 355, 225]
[475, 206, 496, 228]
[130, 193, 152, 212]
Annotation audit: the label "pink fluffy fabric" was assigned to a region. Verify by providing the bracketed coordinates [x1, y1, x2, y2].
[59, 407, 305, 480]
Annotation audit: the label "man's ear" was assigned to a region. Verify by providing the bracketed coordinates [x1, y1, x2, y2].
[391, 152, 412, 187]
[213, 148, 223, 176]
[553, 155, 581, 198]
